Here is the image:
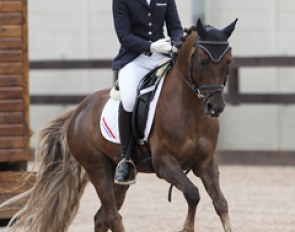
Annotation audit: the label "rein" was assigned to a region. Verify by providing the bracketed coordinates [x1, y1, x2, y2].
[171, 57, 205, 99]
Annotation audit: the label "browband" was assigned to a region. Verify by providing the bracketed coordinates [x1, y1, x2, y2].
[196, 40, 230, 63]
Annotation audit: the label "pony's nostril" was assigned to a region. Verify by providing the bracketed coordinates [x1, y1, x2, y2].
[206, 102, 225, 117]
[207, 103, 214, 114]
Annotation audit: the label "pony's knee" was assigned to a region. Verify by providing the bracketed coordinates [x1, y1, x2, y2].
[184, 186, 200, 206]
[213, 198, 229, 216]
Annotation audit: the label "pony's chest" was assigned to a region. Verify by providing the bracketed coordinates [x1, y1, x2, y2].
[176, 136, 214, 167]
[196, 137, 215, 156]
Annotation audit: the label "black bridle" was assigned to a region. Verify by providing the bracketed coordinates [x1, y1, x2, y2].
[172, 39, 231, 102]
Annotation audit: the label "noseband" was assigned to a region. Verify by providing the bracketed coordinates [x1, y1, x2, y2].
[173, 39, 230, 102]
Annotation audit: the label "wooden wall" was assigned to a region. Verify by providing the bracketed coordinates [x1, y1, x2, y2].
[0, 0, 30, 162]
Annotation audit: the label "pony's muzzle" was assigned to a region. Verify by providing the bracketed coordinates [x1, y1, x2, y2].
[205, 102, 224, 117]
[204, 92, 225, 117]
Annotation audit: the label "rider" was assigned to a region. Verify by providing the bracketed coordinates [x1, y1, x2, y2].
[112, 0, 183, 185]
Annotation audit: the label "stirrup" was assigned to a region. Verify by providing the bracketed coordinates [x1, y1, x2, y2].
[114, 159, 137, 185]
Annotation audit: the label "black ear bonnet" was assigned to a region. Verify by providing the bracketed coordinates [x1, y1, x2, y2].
[195, 19, 238, 63]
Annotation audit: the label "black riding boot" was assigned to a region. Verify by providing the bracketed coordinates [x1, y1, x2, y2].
[114, 103, 136, 185]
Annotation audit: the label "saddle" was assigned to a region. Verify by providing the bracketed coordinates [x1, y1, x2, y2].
[113, 60, 172, 169]
[132, 60, 172, 142]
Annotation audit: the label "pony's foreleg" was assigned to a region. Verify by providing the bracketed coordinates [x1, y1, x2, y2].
[93, 208, 108, 232]
[113, 184, 129, 210]
[81, 155, 126, 232]
[153, 154, 200, 232]
[93, 184, 129, 232]
[194, 158, 232, 232]
[92, 179, 125, 232]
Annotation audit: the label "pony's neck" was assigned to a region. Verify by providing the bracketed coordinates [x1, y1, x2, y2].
[176, 31, 198, 76]
[163, 31, 204, 116]
[174, 31, 203, 108]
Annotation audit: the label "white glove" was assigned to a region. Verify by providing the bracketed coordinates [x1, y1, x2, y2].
[150, 38, 172, 54]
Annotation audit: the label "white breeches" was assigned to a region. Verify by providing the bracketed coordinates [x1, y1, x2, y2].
[118, 52, 169, 112]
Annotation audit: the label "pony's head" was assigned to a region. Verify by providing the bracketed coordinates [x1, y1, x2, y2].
[188, 18, 238, 117]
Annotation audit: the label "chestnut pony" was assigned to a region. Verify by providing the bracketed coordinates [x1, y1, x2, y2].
[4, 19, 237, 232]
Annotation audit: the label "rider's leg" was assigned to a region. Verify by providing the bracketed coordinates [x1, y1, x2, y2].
[114, 57, 149, 185]
[114, 53, 170, 185]
[114, 102, 136, 184]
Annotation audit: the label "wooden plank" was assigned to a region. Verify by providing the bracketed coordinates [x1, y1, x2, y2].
[0, 149, 25, 162]
[0, 100, 24, 111]
[0, 50, 22, 62]
[0, 112, 23, 124]
[0, 124, 24, 136]
[0, 172, 35, 183]
[0, 63, 23, 74]
[0, 172, 35, 194]
[0, 1, 22, 13]
[0, 13, 22, 25]
[0, 193, 27, 202]
[0, 193, 29, 206]
[0, 208, 18, 218]
[0, 0, 29, 163]
[0, 181, 33, 194]
[0, 185, 30, 194]
[0, 25, 22, 37]
[0, 87, 23, 99]
[0, 38, 22, 49]
[0, 172, 36, 219]
[0, 137, 24, 149]
[0, 75, 22, 86]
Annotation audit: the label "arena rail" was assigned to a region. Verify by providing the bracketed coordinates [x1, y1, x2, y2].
[29, 56, 295, 104]
[227, 56, 295, 104]
[30, 59, 115, 104]
[29, 57, 295, 165]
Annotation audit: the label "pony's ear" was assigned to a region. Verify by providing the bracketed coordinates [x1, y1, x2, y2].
[196, 18, 206, 37]
[222, 18, 238, 39]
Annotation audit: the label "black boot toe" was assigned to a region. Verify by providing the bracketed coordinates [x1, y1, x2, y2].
[114, 161, 136, 185]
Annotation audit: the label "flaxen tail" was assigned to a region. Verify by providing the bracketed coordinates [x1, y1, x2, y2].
[1, 110, 88, 232]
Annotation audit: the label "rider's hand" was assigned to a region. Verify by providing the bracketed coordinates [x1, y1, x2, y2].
[150, 38, 172, 54]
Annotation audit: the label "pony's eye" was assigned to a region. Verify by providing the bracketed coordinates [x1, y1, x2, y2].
[199, 59, 209, 66]
[227, 59, 232, 65]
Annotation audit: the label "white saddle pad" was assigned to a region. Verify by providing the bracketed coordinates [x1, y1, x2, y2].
[100, 76, 165, 144]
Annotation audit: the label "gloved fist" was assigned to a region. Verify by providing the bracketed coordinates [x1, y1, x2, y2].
[150, 38, 172, 54]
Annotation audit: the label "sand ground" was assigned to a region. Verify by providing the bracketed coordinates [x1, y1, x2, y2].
[1, 165, 294, 232]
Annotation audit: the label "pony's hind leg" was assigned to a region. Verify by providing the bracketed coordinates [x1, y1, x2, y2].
[194, 159, 232, 232]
